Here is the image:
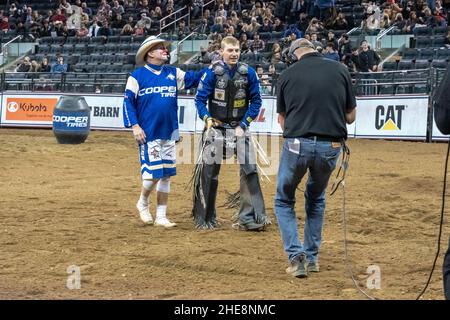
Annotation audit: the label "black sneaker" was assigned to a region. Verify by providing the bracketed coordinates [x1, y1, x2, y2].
[307, 261, 320, 273]
[286, 254, 307, 278]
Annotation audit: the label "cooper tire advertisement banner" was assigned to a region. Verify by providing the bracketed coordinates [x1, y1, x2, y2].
[354, 96, 429, 140]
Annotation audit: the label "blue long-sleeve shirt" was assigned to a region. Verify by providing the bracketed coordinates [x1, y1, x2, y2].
[195, 61, 262, 129]
[123, 63, 204, 140]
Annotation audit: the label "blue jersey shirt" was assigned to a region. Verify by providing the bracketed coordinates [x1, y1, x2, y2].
[195, 60, 262, 129]
[123, 64, 203, 140]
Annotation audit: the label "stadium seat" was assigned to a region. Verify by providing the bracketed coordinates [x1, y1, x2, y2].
[433, 36, 446, 48]
[402, 48, 419, 60]
[418, 49, 435, 61]
[436, 48, 450, 60]
[416, 37, 432, 48]
[398, 61, 414, 70]
[432, 60, 448, 69]
[414, 60, 430, 69]
[434, 26, 448, 36]
[381, 61, 397, 71]
[414, 26, 432, 37]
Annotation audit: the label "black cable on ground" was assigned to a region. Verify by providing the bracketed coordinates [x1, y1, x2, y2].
[416, 138, 450, 300]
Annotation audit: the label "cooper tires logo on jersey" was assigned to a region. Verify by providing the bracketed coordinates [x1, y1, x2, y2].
[138, 86, 176, 98]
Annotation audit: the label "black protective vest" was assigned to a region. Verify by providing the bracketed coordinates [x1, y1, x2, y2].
[208, 62, 249, 124]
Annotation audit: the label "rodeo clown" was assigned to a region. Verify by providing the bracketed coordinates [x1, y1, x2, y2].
[123, 36, 205, 228]
[192, 35, 270, 231]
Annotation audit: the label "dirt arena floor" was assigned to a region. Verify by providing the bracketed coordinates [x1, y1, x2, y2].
[0, 128, 449, 300]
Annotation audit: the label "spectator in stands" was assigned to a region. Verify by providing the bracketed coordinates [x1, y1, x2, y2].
[423, 7, 438, 28]
[323, 42, 340, 61]
[89, 17, 102, 37]
[40, 57, 51, 73]
[305, 18, 321, 34]
[404, 11, 418, 33]
[250, 32, 265, 53]
[111, 14, 126, 29]
[284, 23, 302, 39]
[127, 16, 136, 28]
[358, 40, 381, 72]
[268, 63, 278, 81]
[191, 0, 204, 19]
[38, 19, 51, 37]
[177, 20, 190, 38]
[80, 9, 89, 26]
[393, 13, 406, 30]
[0, 17, 9, 33]
[51, 9, 67, 25]
[98, 20, 113, 37]
[52, 55, 68, 73]
[257, 65, 272, 95]
[133, 21, 146, 36]
[151, 7, 163, 20]
[348, 47, 361, 72]
[111, 0, 125, 18]
[30, 60, 41, 72]
[260, 17, 273, 33]
[195, 46, 211, 64]
[203, 9, 214, 26]
[239, 32, 250, 53]
[97, 0, 111, 23]
[273, 17, 285, 32]
[67, 8, 82, 36]
[16, 21, 26, 35]
[138, 12, 152, 32]
[198, 18, 211, 34]
[338, 33, 352, 63]
[229, 0, 243, 13]
[230, 10, 240, 26]
[74, 22, 88, 37]
[365, 6, 380, 30]
[81, 2, 93, 17]
[332, 12, 348, 30]
[211, 16, 224, 34]
[380, 13, 391, 29]
[224, 24, 236, 37]
[297, 12, 309, 33]
[216, 4, 227, 19]
[121, 23, 134, 35]
[15, 56, 31, 73]
[60, 0, 73, 16]
[310, 33, 322, 48]
[270, 42, 282, 64]
[433, 8, 447, 27]
[323, 30, 338, 50]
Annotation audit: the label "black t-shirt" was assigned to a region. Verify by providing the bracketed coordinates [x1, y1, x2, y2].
[277, 52, 356, 139]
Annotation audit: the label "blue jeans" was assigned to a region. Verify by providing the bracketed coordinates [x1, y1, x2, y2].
[275, 137, 341, 263]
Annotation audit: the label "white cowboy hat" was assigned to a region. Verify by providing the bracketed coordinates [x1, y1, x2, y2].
[135, 36, 171, 67]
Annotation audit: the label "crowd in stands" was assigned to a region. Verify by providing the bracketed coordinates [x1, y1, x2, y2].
[1, 0, 450, 91]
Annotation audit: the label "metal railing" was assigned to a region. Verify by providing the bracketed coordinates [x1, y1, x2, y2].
[1, 68, 447, 97]
[1, 35, 23, 63]
[159, 6, 190, 34]
[201, 0, 216, 17]
[0, 72, 128, 93]
[375, 25, 397, 50]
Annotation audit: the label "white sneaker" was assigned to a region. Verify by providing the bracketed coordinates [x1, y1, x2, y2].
[154, 217, 177, 228]
[136, 201, 153, 224]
